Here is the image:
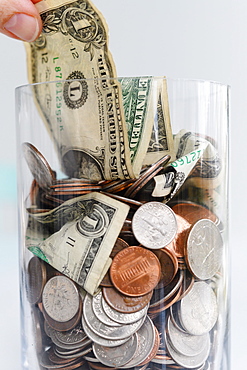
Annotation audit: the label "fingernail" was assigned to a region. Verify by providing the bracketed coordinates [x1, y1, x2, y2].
[4, 13, 40, 42]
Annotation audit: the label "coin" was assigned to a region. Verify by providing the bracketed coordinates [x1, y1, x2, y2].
[153, 248, 178, 287]
[101, 292, 148, 324]
[132, 202, 177, 249]
[91, 291, 121, 327]
[166, 315, 210, 357]
[22, 142, 56, 189]
[110, 246, 161, 296]
[179, 281, 218, 335]
[83, 292, 145, 340]
[185, 219, 223, 280]
[81, 314, 131, 348]
[102, 286, 153, 313]
[93, 334, 137, 367]
[27, 256, 47, 304]
[172, 202, 218, 224]
[166, 333, 210, 369]
[120, 316, 156, 368]
[42, 276, 80, 323]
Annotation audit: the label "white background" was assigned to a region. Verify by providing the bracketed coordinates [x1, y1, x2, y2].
[0, 0, 246, 368]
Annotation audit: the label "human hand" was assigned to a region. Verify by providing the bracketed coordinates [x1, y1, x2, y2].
[0, 0, 42, 42]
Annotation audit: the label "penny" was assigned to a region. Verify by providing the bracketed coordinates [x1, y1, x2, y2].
[185, 219, 223, 280]
[42, 276, 80, 323]
[153, 248, 178, 287]
[178, 269, 194, 300]
[172, 202, 218, 225]
[27, 256, 47, 304]
[166, 214, 191, 258]
[180, 281, 218, 335]
[100, 239, 129, 288]
[110, 246, 161, 297]
[132, 202, 177, 249]
[124, 155, 171, 198]
[101, 292, 148, 324]
[102, 286, 153, 313]
[93, 335, 137, 367]
[22, 142, 56, 189]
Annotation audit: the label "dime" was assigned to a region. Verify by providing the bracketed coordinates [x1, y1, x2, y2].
[22, 142, 55, 189]
[101, 292, 148, 324]
[166, 315, 210, 357]
[93, 335, 137, 367]
[132, 202, 177, 249]
[110, 246, 161, 297]
[53, 324, 88, 346]
[102, 286, 153, 313]
[180, 281, 218, 335]
[27, 256, 47, 304]
[42, 276, 80, 323]
[185, 219, 223, 280]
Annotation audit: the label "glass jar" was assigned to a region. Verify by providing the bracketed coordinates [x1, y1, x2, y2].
[16, 77, 230, 370]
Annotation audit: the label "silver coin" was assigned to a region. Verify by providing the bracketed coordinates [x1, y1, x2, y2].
[166, 334, 210, 369]
[93, 334, 138, 367]
[55, 323, 87, 345]
[22, 142, 55, 189]
[92, 291, 121, 326]
[186, 219, 223, 280]
[42, 276, 80, 323]
[132, 202, 177, 249]
[81, 314, 130, 347]
[83, 293, 145, 340]
[166, 316, 210, 357]
[120, 316, 156, 368]
[54, 345, 92, 359]
[101, 292, 149, 324]
[180, 281, 218, 336]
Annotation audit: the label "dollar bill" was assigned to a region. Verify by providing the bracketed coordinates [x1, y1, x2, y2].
[119, 77, 175, 175]
[26, 192, 130, 295]
[25, 0, 134, 181]
[144, 79, 175, 165]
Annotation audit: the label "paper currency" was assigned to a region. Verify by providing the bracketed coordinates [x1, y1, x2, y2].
[26, 0, 134, 181]
[152, 130, 222, 201]
[120, 77, 175, 174]
[27, 192, 129, 295]
[144, 79, 175, 165]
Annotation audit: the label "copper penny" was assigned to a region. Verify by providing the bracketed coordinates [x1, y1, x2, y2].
[102, 286, 153, 313]
[172, 202, 218, 224]
[110, 246, 161, 297]
[100, 238, 129, 287]
[27, 256, 47, 305]
[153, 248, 178, 287]
[166, 214, 191, 258]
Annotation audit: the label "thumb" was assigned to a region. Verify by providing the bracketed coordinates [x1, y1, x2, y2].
[0, 0, 42, 42]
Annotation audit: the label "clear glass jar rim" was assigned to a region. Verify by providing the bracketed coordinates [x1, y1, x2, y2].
[15, 76, 230, 91]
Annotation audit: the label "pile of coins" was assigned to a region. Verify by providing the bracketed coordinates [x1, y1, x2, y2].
[24, 142, 224, 370]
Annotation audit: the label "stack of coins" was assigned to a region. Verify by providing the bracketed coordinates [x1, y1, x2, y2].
[24, 142, 224, 370]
